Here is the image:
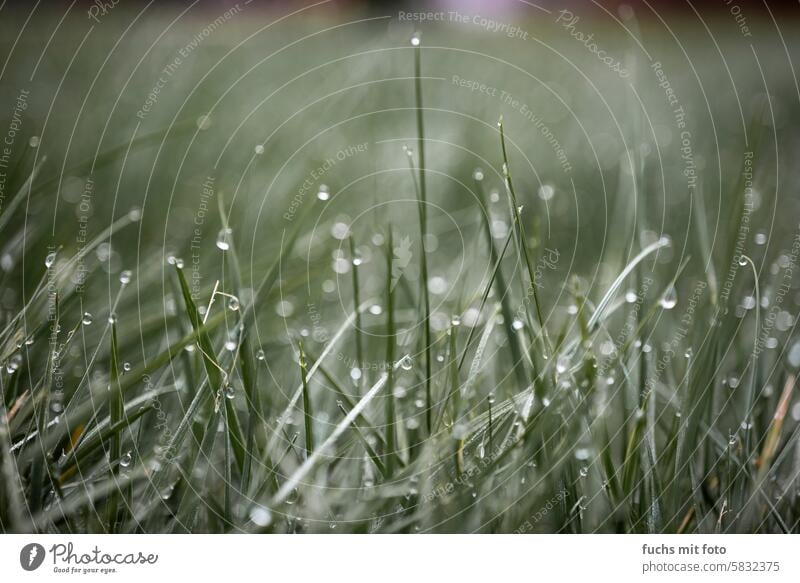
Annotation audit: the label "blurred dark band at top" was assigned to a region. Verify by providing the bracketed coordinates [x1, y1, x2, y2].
[12, 0, 795, 19]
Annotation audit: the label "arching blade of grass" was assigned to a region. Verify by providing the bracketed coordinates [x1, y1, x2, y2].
[272, 371, 389, 505]
[0, 156, 47, 234]
[174, 265, 245, 473]
[497, 117, 549, 354]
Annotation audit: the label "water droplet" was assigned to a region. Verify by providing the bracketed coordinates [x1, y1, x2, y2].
[331, 222, 350, 241]
[227, 296, 240, 311]
[123, 361, 132, 372]
[556, 355, 570, 375]
[216, 227, 233, 251]
[28, 135, 40, 148]
[108, 313, 117, 324]
[472, 168, 484, 181]
[738, 255, 748, 267]
[316, 184, 330, 201]
[225, 385, 235, 399]
[369, 304, 383, 316]
[410, 32, 421, 46]
[487, 393, 495, 405]
[754, 231, 767, 245]
[511, 319, 524, 331]
[625, 289, 638, 303]
[399, 355, 413, 371]
[120, 451, 132, 468]
[82, 312, 93, 325]
[249, 505, 272, 527]
[579, 466, 588, 478]
[224, 340, 237, 352]
[119, 269, 132, 285]
[350, 368, 362, 381]
[128, 207, 142, 222]
[45, 252, 56, 269]
[684, 347, 693, 359]
[741, 295, 756, 310]
[537, 184, 555, 201]
[660, 286, 677, 310]
[256, 349, 266, 361]
[254, 144, 265, 155]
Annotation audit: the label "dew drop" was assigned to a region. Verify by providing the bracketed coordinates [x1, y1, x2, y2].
[256, 349, 266, 361]
[120, 451, 132, 468]
[660, 286, 677, 310]
[82, 312, 93, 326]
[317, 184, 330, 201]
[45, 252, 57, 269]
[254, 144, 265, 155]
[123, 361, 132, 372]
[119, 269, 132, 285]
[249, 505, 272, 527]
[225, 385, 235, 399]
[738, 255, 748, 267]
[228, 296, 240, 311]
[216, 227, 233, 251]
[472, 168, 484, 181]
[410, 32, 421, 46]
[399, 355, 413, 371]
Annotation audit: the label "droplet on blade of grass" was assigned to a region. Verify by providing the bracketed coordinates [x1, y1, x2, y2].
[368, 304, 383, 315]
[224, 385, 235, 399]
[754, 231, 767, 245]
[738, 255, 748, 267]
[228, 296, 240, 311]
[256, 349, 265, 361]
[45, 252, 56, 268]
[108, 313, 117, 324]
[317, 184, 330, 201]
[119, 270, 132, 285]
[741, 295, 756, 310]
[399, 355, 413, 370]
[660, 286, 677, 310]
[123, 361, 131, 372]
[254, 144, 264, 155]
[82, 312, 93, 325]
[29, 135, 40, 148]
[216, 227, 232, 251]
[120, 452, 132, 468]
[625, 289, 637, 303]
[472, 168, 484, 181]
[410, 32, 421, 46]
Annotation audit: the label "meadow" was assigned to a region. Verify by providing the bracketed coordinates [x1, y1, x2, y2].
[0, 1, 799, 533]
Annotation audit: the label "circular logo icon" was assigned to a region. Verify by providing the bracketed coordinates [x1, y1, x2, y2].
[19, 543, 46, 571]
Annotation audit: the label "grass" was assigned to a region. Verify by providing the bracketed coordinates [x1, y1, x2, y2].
[1, 5, 799, 534]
